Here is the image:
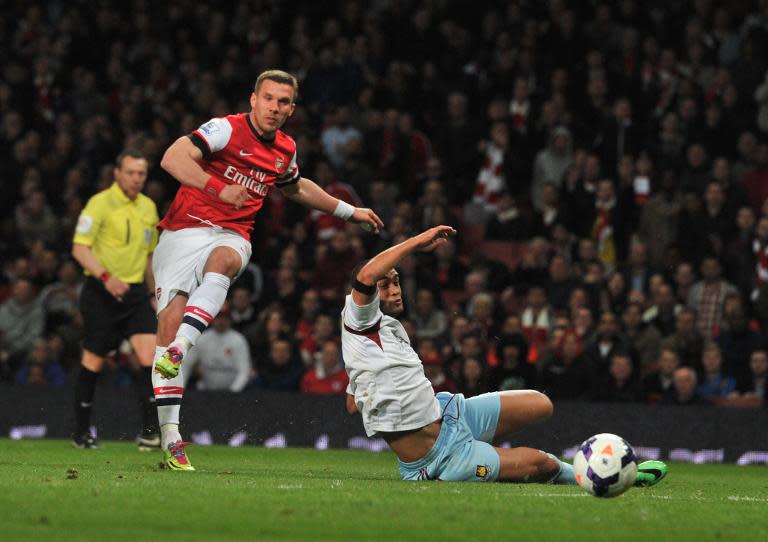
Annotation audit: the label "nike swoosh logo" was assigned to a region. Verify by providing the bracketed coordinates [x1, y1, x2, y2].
[239, 150, 253, 156]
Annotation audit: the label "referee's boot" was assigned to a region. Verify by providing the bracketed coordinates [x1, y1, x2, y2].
[634, 460, 668, 487]
[72, 431, 99, 450]
[154, 345, 184, 379]
[137, 430, 161, 452]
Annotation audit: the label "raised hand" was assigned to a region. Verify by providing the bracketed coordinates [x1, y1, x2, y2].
[415, 225, 456, 252]
[349, 207, 385, 234]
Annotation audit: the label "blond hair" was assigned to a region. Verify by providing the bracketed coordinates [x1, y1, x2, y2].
[254, 70, 299, 102]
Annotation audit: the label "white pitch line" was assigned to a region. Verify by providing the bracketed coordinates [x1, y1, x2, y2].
[727, 495, 768, 503]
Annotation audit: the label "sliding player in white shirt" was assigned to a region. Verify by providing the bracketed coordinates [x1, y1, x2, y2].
[342, 226, 668, 485]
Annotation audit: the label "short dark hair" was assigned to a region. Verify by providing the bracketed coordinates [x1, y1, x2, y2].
[254, 70, 299, 102]
[115, 149, 147, 168]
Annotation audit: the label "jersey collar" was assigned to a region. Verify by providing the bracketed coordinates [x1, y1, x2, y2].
[246, 113, 276, 143]
[109, 182, 134, 204]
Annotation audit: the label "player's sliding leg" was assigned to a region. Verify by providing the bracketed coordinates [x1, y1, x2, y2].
[492, 390, 554, 438]
[634, 460, 669, 487]
[495, 447, 576, 483]
[130, 333, 160, 451]
[72, 350, 104, 449]
[155, 247, 240, 379]
[470, 390, 577, 485]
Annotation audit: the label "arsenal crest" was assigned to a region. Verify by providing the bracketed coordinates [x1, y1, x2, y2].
[275, 156, 285, 172]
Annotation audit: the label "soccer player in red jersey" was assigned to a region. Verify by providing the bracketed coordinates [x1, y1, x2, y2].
[151, 70, 383, 470]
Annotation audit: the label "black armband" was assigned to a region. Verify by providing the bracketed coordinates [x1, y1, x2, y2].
[352, 279, 376, 296]
[188, 133, 211, 158]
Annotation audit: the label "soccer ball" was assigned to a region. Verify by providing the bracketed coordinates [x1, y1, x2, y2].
[573, 433, 637, 498]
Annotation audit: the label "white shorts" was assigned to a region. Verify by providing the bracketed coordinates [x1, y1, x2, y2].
[152, 227, 252, 312]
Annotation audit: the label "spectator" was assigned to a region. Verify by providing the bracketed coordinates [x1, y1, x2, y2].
[593, 352, 643, 403]
[667, 307, 705, 367]
[531, 126, 573, 210]
[664, 367, 709, 406]
[228, 286, 258, 334]
[673, 262, 697, 305]
[588, 179, 633, 270]
[14, 338, 66, 387]
[485, 192, 532, 241]
[435, 91, 483, 203]
[472, 121, 511, 215]
[410, 288, 447, 341]
[420, 351, 457, 394]
[39, 258, 82, 331]
[621, 239, 651, 294]
[687, 256, 738, 338]
[520, 285, 553, 363]
[539, 330, 594, 400]
[457, 357, 488, 398]
[300, 340, 348, 395]
[630, 170, 682, 269]
[741, 144, 768, 213]
[716, 300, 763, 380]
[320, 106, 362, 169]
[294, 288, 322, 344]
[753, 216, 768, 300]
[307, 160, 362, 242]
[0, 277, 44, 377]
[434, 238, 468, 291]
[299, 314, 336, 367]
[622, 302, 662, 372]
[642, 282, 681, 337]
[594, 98, 641, 175]
[643, 347, 681, 403]
[14, 189, 60, 250]
[584, 311, 631, 375]
[736, 349, 767, 400]
[440, 316, 470, 363]
[488, 334, 535, 392]
[313, 230, 362, 302]
[256, 337, 304, 392]
[184, 307, 252, 393]
[725, 206, 758, 293]
[696, 342, 736, 401]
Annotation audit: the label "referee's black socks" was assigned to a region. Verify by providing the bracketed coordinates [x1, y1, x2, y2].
[74, 367, 99, 435]
[136, 367, 158, 435]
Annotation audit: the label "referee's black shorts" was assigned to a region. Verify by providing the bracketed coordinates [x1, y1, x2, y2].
[79, 277, 157, 356]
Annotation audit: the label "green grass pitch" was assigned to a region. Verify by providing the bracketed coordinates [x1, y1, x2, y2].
[0, 440, 766, 542]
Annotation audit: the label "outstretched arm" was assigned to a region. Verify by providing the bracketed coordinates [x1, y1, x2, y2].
[352, 225, 456, 306]
[280, 177, 384, 233]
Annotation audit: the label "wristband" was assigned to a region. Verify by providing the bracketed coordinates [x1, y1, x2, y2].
[333, 200, 355, 220]
[204, 176, 228, 196]
[99, 271, 111, 283]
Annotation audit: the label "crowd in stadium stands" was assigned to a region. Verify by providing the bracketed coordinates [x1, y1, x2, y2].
[2, 0, 768, 407]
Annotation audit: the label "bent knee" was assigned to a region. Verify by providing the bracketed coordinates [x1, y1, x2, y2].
[533, 391, 554, 420]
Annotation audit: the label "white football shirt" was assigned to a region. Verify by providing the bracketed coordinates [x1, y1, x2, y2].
[341, 293, 441, 437]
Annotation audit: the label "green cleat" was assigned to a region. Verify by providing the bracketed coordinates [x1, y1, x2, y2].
[634, 460, 668, 487]
[162, 441, 195, 471]
[154, 346, 184, 379]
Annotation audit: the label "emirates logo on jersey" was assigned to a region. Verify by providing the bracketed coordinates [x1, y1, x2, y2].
[223, 165, 269, 196]
[274, 156, 285, 173]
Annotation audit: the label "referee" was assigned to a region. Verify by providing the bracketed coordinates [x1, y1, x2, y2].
[71, 149, 160, 450]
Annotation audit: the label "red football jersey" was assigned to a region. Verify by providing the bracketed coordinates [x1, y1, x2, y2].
[158, 113, 300, 239]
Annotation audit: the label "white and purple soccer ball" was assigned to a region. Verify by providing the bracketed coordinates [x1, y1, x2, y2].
[573, 433, 637, 498]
